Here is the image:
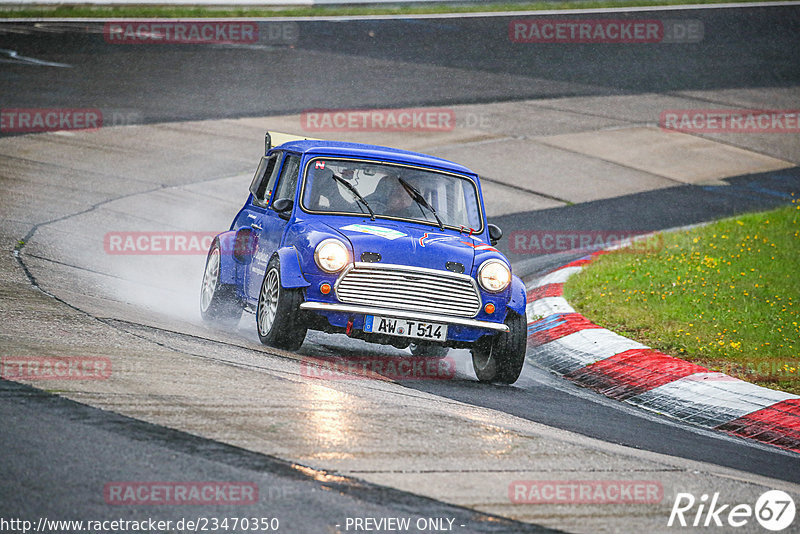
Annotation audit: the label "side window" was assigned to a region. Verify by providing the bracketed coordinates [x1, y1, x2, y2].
[273, 154, 301, 203]
[249, 153, 282, 207]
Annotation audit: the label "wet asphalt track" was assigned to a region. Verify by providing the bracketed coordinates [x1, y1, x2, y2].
[2, 5, 800, 531]
[0, 379, 551, 533]
[1, 5, 798, 121]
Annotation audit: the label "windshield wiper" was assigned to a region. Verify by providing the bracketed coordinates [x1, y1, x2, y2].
[332, 173, 375, 220]
[398, 178, 444, 230]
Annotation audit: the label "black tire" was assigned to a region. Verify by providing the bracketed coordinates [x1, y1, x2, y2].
[256, 255, 307, 351]
[200, 240, 243, 326]
[471, 311, 526, 384]
[409, 343, 449, 359]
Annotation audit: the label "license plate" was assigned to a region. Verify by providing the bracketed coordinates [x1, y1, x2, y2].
[364, 315, 447, 341]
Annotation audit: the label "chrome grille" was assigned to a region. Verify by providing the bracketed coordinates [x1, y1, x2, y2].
[335, 263, 481, 318]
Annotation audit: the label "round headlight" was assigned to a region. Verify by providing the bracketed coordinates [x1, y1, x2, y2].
[314, 239, 349, 273]
[478, 260, 511, 292]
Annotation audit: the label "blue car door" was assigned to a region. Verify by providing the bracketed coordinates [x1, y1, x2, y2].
[246, 153, 302, 302]
[238, 151, 280, 297]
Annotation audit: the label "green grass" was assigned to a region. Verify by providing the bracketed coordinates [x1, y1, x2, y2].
[564, 198, 800, 394]
[0, 0, 785, 19]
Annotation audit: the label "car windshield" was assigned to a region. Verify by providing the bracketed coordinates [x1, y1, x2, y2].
[301, 158, 482, 230]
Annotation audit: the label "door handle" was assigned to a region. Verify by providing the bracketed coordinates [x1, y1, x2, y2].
[250, 223, 263, 231]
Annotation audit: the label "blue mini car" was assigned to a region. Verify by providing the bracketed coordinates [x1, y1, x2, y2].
[200, 133, 527, 383]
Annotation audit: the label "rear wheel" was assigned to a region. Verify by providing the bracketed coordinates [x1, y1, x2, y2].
[471, 311, 526, 384]
[410, 343, 449, 359]
[256, 255, 307, 351]
[200, 241, 242, 326]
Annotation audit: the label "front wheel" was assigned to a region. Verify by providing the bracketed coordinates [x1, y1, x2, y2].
[256, 255, 307, 351]
[200, 241, 243, 326]
[471, 311, 526, 384]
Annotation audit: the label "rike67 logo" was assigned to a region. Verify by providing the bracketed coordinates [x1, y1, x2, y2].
[668, 490, 795, 531]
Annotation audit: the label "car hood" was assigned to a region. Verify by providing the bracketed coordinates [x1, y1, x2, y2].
[329, 221, 483, 272]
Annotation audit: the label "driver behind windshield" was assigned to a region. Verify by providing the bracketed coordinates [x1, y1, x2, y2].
[307, 167, 351, 212]
[304, 162, 465, 228]
[369, 174, 425, 220]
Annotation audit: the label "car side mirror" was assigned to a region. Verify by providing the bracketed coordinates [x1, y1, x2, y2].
[488, 223, 503, 246]
[272, 198, 293, 220]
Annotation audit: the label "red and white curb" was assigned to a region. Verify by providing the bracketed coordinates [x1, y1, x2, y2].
[524, 252, 800, 454]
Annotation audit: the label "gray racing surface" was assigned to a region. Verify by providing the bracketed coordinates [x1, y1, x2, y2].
[0, 379, 548, 533]
[0, 5, 797, 124]
[2, 5, 800, 533]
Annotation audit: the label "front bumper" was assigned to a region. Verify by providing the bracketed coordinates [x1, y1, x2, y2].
[299, 302, 509, 333]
